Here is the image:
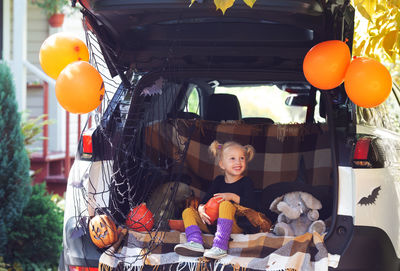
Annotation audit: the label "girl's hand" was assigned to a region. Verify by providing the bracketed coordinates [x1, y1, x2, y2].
[214, 193, 240, 204]
[198, 204, 211, 225]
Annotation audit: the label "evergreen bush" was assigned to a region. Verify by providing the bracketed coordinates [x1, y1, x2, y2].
[6, 183, 64, 270]
[0, 62, 31, 255]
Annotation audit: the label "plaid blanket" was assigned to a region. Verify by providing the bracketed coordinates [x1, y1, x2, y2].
[145, 120, 332, 192]
[98, 230, 332, 271]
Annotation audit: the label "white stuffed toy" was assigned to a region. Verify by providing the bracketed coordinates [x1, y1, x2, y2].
[269, 191, 326, 236]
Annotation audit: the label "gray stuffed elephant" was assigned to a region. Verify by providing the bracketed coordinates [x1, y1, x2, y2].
[269, 191, 326, 236]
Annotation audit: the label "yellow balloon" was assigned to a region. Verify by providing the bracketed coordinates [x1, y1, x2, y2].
[39, 33, 89, 79]
[55, 61, 105, 114]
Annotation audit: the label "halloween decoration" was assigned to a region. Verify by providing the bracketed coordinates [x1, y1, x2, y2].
[269, 191, 326, 236]
[205, 197, 220, 224]
[303, 40, 351, 90]
[39, 33, 89, 79]
[89, 215, 118, 248]
[126, 203, 154, 232]
[344, 57, 392, 108]
[55, 61, 105, 114]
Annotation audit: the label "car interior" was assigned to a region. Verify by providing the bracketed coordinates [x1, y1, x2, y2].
[101, 71, 334, 233]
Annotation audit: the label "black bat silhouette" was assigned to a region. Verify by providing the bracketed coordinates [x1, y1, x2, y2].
[358, 186, 381, 206]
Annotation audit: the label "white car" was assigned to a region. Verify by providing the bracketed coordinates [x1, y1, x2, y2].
[60, 1, 400, 270]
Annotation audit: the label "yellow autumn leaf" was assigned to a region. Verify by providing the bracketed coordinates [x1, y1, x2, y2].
[390, 1, 400, 9]
[214, 0, 235, 14]
[352, 0, 364, 6]
[368, 27, 380, 36]
[364, 0, 377, 15]
[397, 30, 400, 48]
[395, 11, 400, 26]
[383, 30, 399, 57]
[243, 0, 256, 8]
[376, 3, 386, 12]
[373, 11, 387, 26]
[356, 3, 373, 21]
[364, 41, 372, 56]
[353, 39, 366, 56]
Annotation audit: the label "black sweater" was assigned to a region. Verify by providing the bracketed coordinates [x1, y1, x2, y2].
[200, 175, 256, 210]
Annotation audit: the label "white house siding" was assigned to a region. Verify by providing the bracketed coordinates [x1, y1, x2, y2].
[26, 3, 48, 84]
[26, 85, 44, 153]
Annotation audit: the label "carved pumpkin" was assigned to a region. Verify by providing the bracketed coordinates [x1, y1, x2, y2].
[205, 197, 220, 224]
[185, 196, 200, 210]
[126, 203, 154, 232]
[89, 215, 118, 248]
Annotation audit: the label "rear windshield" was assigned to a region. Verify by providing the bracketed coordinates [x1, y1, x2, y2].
[215, 85, 325, 124]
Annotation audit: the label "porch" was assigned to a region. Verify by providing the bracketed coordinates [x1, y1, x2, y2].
[27, 82, 92, 196]
[2, 0, 87, 196]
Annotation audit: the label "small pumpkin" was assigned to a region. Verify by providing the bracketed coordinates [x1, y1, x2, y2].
[205, 197, 220, 224]
[89, 214, 118, 248]
[185, 196, 200, 210]
[126, 203, 154, 232]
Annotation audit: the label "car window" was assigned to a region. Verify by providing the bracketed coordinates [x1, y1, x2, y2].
[184, 85, 200, 115]
[214, 85, 325, 124]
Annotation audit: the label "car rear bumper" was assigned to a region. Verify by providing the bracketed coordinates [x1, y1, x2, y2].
[334, 226, 400, 271]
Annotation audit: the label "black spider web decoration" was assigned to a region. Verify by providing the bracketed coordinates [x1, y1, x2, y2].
[68, 18, 199, 266]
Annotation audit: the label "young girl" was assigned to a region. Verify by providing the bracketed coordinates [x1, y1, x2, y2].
[174, 140, 256, 259]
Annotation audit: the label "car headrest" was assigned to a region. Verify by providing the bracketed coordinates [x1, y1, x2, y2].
[242, 117, 274, 124]
[205, 94, 242, 121]
[173, 111, 201, 119]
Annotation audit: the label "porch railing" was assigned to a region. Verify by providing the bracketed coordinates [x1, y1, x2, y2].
[24, 60, 71, 178]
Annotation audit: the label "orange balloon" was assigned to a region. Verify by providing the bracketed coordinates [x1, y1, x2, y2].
[39, 33, 89, 79]
[344, 57, 392, 108]
[55, 61, 105, 114]
[303, 40, 351, 90]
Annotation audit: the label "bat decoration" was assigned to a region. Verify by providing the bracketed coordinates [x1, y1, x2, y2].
[358, 186, 381, 206]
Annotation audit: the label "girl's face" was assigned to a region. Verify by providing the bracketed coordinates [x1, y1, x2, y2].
[218, 145, 247, 180]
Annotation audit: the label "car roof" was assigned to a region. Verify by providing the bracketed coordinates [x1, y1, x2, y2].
[81, 0, 347, 78]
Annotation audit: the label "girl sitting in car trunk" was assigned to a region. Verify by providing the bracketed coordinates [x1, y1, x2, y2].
[174, 140, 257, 259]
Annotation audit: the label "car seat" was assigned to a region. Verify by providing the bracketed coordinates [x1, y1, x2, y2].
[205, 93, 242, 121]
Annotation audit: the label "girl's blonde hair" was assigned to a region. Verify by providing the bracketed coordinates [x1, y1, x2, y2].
[208, 140, 255, 163]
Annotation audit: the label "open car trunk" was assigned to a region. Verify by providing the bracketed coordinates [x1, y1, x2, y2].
[87, 74, 341, 271]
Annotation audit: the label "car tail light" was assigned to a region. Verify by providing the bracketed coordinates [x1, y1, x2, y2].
[82, 128, 96, 159]
[353, 137, 373, 168]
[69, 266, 98, 271]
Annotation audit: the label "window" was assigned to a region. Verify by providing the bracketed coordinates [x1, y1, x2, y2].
[214, 85, 324, 124]
[184, 85, 200, 115]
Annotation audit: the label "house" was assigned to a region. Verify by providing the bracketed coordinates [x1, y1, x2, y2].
[1, 0, 88, 196]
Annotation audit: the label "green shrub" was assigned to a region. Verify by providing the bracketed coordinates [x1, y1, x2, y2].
[5, 183, 64, 270]
[0, 62, 31, 254]
[20, 112, 54, 155]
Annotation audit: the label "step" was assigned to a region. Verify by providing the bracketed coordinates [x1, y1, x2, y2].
[45, 174, 68, 196]
[46, 174, 68, 184]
